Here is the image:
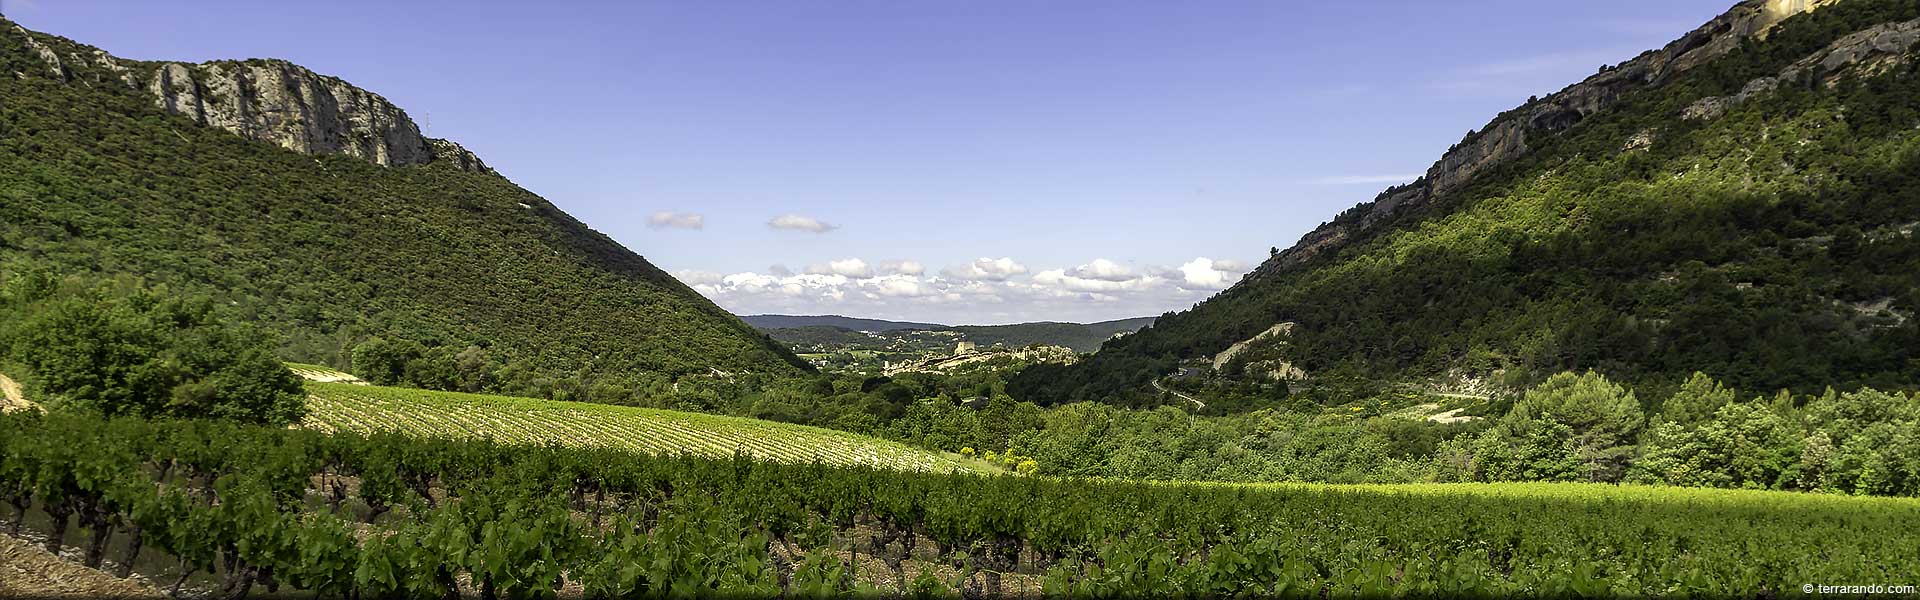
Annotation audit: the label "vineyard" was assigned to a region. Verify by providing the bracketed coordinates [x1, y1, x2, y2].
[2, 411, 1917, 598]
[302, 382, 975, 474]
[285, 363, 368, 385]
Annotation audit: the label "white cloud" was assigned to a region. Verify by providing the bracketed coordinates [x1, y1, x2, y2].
[1068, 258, 1135, 282]
[862, 274, 938, 298]
[806, 258, 873, 278]
[646, 211, 705, 230]
[683, 255, 1250, 323]
[1031, 269, 1159, 294]
[877, 260, 925, 276]
[941, 257, 1028, 281]
[1178, 257, 1243, 291]
[675, 269, 724, 286]
[768, 214, 838, 233]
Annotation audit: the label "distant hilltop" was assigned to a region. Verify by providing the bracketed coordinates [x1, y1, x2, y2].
[741, 315, 946, 332]
[747, 315, 1157, 354]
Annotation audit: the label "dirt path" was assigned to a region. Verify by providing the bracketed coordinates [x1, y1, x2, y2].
[1152, 379, 1206, 410]
[0, 534, 162, 599]
[1403, 402, 1480, 424]
[0, 372, 38, 413]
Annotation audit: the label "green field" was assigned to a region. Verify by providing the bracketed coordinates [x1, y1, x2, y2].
[285, 362, 366, 383]
[302, 382, 978, 473]
[6, 410, 1918, 597]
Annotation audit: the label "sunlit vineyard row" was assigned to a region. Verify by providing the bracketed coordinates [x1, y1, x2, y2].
[302, 382, 977, 473]
[5, 412, 1918, 598]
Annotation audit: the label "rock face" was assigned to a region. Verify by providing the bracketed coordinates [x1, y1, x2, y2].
[1688, 17, 1920, 119]
[5, 21, 491, 173]
[1211, 322, 1295, 371]
[147, 60, 436, 168]
[427, 138, 492, 173]
[1252, 0, 1840, 279]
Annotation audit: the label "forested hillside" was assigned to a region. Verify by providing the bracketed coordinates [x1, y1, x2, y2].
[1021, 0, 1920, 405]
[0, 19, 809, 394]
[954, 317, 1158, 353]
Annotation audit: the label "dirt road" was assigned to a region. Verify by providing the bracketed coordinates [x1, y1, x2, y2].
[1152, 379, 1206, 410]
[0, 372, 36, 413]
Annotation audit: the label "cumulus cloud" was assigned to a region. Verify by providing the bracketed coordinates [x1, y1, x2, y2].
[683, 255, 1250, 323]
[1067, 258, 1135, 282]
[768, 214, 838, 233]
[941, 257, 1028, 281]
[1177, 257, 1244, 291]
[1031, 267, 1159, 294]
[806, 258, 873, 278]
[863, 274, 939, 298]
[876, 260, 925, 276]
[646, 211, 705, 230]
[675, 269, 724, 286]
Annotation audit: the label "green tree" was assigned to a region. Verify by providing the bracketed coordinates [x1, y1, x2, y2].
[1659, 372, 1737, 426]
[1500, 372, 1644, 482]
[0, 275, 305, 425]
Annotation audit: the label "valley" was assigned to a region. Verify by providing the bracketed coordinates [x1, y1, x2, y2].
[750, 314, 1156, 374]
[2, 0, 1919, 597]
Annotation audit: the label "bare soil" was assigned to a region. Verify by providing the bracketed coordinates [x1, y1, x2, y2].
[0, 372, 40, 413]
[0, 533, 162, 599]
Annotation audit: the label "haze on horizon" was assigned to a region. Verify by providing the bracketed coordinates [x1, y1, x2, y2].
[10, 0, 1734, 324]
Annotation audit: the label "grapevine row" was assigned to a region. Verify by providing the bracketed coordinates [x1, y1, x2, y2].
[3, 411, 1917, 598]
[303, 382, 965, 473]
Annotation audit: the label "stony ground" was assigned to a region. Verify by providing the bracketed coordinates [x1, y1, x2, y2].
[0, 372, 39, 413]
[0, 533, 162, 599]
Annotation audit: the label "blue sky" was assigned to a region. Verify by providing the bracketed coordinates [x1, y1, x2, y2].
[9, 0, 1733, 324]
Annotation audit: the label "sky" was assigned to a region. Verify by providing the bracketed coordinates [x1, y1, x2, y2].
[7, 0, 1735, 324]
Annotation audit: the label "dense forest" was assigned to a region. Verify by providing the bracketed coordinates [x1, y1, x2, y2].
[0, 19, 809, 397]
[1021, 0, 1920, 405]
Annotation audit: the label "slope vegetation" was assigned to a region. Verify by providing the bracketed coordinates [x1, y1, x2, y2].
[1022, 0, 1920, 404]
[303, 382, 976, 473]
[0, 19, 808, 389]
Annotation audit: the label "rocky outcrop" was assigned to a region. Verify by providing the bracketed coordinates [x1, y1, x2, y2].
[146, 60, 436, 167]
[11, 23, 64, 79]
[1254, 0, 1839, 278]
[4, 20, 490, 173]
[1682, 77, 1782, 120]
[1688, 18, 1920, 119]
[1211, 322, 1295, 371]
[427, 138, 494, 174]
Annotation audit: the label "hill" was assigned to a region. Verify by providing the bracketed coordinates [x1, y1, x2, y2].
[954, 317, 1159, 352]
[1018, 0, 1920, 405]
[741, 314, 945, 331]
[752, 314, 1157, 353]
[0, 19, 809, 392]
[303, 381, 976, 473]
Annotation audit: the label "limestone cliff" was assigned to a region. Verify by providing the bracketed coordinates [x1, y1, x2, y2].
[4, 21, 491, 174]
[1251, 0, 1840, 279]
[1687, 16, 1920, 119]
